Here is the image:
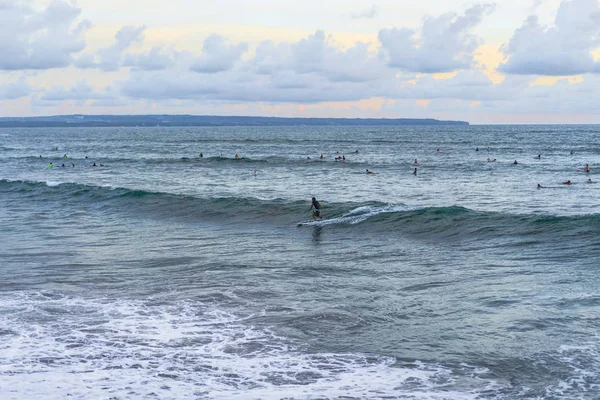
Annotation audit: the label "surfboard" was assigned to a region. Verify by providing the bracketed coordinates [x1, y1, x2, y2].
[297, 219, 325, 226]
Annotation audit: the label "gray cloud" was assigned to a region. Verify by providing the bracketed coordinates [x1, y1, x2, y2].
[89, 98, 130, 107]
[40, 80, 116, 107]
[190, 34, 248, 73]
[378, 3, 496, 73]
[500, 0, 600, 75]
[122, 68, 223, 100]
[123, 46, 176, 71]
[0, 77, 31, 100]
[0, 0, 90, 70]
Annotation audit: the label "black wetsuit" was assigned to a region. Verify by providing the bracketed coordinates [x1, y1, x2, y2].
[312, 199, 321, 217]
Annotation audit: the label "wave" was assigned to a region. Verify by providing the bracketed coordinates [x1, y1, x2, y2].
[5, 154, 364, 167]
[2, 179, 600, 242]
[0, 291, 505, 400]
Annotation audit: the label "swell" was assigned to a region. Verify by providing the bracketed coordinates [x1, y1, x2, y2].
[2, 179, 600, 242]
[4, 154, 364, 167]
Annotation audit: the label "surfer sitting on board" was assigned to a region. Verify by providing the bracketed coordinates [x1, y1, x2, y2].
[309, 197, 323, 221]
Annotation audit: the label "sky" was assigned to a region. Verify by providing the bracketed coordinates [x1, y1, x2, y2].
[1, 0, 600, 124]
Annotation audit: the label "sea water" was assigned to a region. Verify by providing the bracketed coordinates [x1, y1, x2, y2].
[1, 125, 599, 399]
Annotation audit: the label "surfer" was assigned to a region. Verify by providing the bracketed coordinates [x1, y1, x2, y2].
[200, 152, 203, 158]
[366, 169, 376, 174]
[235, 154, 239, 159]
[585, 164, 591, 173]
[413, 167, 417, 175]
[514, 160, 518, 164]
[563, 180, 572, 185]
[309, 197, 323, 221]
[535, 154, 541, 159]
[537, 183, 543, 189]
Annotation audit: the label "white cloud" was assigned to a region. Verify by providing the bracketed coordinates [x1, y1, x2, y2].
[378, 4, 495, 73]
[0, 0, 90, 70]
[190, 34, 248, 73]
[120, 31, 394, 103]
[74, 25, 146, 71]
[250, 31, 388, 83]
[7, 0, 600, 122]
[119, 34, 506, 104]
[351, 5, 379, 19]
[500, 0, 600, 75]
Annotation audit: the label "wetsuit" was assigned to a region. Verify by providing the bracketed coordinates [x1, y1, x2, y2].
[311, 199, 321, 217]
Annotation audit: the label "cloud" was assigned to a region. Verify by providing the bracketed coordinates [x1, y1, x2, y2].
[119, 37, 506, 105]
[101, 25, 593, 120]
[378, 4, 496, 73]
[89, 98, 130, 107]
[74, 25, 146, 71]
[0, 0, 90, 70]
[123, 46, 176, 71]
[11, 1, 594, 121]
[120, 31, 395, 103]
[190, 34, 248, 73]
[0, 77, 31, 100]
[351, 5, 379, 19]
[500, 0, 600, 75]
[40, 80, 117, 106]
[530, 0, 544, 12]
[251, 31, 388, 83]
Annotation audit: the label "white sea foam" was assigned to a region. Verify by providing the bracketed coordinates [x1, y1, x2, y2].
[44, 180, 63, 187]
[0, 292, 491, 400]
[301, 204, 419, 226]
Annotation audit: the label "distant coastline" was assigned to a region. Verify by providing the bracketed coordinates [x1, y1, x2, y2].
[0, 115, 469, 128]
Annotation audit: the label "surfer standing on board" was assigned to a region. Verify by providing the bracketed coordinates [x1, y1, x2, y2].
[309, 197, 323, 221]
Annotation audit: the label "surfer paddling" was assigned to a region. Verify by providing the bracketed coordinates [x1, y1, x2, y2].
[309, 197, 323, 221]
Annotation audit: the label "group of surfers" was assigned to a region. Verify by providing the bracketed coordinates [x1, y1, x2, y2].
[310, 152, 593, 221]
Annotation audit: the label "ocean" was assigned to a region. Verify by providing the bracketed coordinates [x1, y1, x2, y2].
[1, 125, 599, 399]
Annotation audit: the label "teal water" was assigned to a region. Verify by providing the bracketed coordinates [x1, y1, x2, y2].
[1, 125, 599, 399]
